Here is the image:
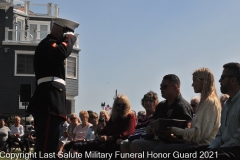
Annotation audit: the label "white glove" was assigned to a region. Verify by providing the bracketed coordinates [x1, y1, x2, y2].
[63, 32, 74, 37]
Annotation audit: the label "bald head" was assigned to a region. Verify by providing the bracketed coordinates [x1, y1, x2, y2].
[190, 96, 200, 113]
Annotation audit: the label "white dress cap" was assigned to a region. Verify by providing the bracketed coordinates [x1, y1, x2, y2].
[53, 18, 79, 31]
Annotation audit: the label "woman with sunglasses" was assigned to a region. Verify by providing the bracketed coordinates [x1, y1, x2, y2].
[82, 94, 136, 160]
[63, 111, 92, 153]
[98, 94, 136, 142]
[152, 68, 221, 158]
[120, 91, 159, 160]
[58, 113, 80, 154]
[70, 112, 100, 154]
[99, 110, 110, 123]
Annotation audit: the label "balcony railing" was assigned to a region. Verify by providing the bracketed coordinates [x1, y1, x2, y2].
[0, 0, 59, 17]
[0, 0, 12, 11]
[3, 27, 80, 49]
[0, 0, 12, 3]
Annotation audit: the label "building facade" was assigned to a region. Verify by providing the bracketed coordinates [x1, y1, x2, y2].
[0, 0, 80, 116]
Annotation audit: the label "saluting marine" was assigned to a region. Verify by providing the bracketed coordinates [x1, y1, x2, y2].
[27, 18, 79, 157]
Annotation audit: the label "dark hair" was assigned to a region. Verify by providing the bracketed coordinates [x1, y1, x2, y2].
[141, 91, 159, 106]
[87, 110, 93, 114]
[163, 74, 180, 87]
[223, 62, 240, 85]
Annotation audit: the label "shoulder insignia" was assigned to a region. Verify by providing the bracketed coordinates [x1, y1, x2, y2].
[62, 42, 68, 47]
[52, 43, 57, 48]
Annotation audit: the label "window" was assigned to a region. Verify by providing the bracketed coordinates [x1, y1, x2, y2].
[66, 56, 77, 79]
[28, 20, 50, 40]
[15, 16, 25, 41]
[15, 50, 34, 76]
[40, 25, 48, 39]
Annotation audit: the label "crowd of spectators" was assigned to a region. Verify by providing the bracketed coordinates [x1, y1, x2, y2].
[0, 116, 35, 153]
[1, 62, 240, 160]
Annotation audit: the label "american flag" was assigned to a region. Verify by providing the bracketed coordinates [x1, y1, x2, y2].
[105, 104, 112, 111]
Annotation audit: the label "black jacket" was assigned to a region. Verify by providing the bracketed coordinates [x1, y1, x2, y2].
[153, 95, 193, 122]
[27, 34, 76, 119]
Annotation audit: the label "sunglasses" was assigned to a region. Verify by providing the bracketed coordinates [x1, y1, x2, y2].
[220, 75, 234, 80]
[116, 103, 126, 107]
[145, 99, 154, 103]
[70, 117, 76, 120]
[160, 84, 175, 90]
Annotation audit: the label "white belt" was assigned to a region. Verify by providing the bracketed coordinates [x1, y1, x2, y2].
[37, 77, 66, 85]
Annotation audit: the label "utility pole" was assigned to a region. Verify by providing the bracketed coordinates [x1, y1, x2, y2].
[113, 89, 117, 99]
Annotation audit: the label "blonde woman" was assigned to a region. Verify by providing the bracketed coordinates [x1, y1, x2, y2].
[82, 94, 136, 158]
[99, 110, 110, 123]
[7, 116, 24, 152]
[100, 94, 136, 140]
[152, 68, 221, 157]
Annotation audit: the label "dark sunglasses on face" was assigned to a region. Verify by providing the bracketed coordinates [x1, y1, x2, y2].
[70, 117, 76, 120]
[116, 103, 126, 108]
[160, 84, 175, 90]
[220, 75, 234, 80]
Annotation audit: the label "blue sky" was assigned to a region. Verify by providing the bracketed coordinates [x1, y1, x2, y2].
[30, 0, 240, 115]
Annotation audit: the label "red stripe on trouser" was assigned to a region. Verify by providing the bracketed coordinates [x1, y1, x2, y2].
[43, 115, 51, 159]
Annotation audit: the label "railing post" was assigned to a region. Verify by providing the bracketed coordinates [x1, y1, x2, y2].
[24, 1, 27, 14]
[12, 23, 16, 41]
[26, 30, 29, 41]
[5, 27, 9, 41]
[25, 1, 30, 14]
[47, 3, 52, 16]
[74, 33, 79, 48]
[22, 29, 24, 41]
[54, 4, 58, 17]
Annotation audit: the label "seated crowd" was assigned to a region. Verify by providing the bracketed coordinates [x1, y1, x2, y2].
[0, 116, 35, 153]
[0, 62, 240, 160]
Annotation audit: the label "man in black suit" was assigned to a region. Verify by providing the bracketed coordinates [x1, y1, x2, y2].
[27, 18, 79, 158]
